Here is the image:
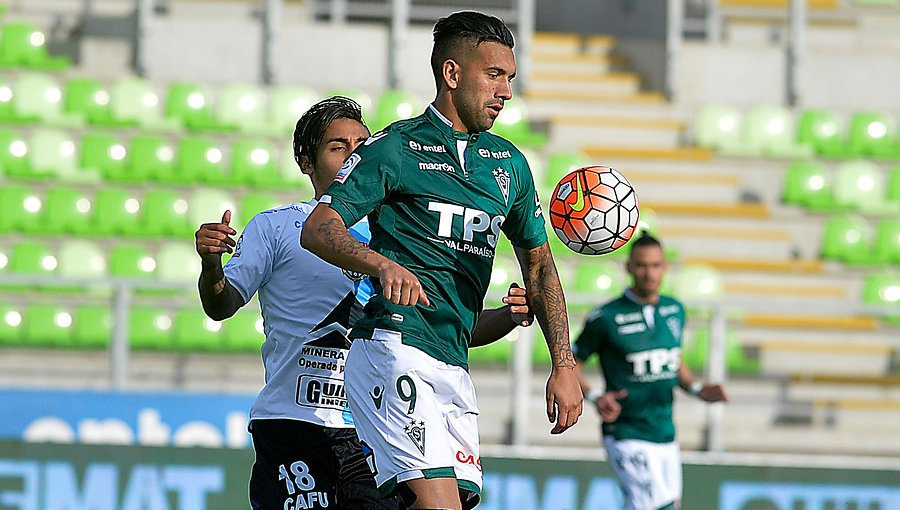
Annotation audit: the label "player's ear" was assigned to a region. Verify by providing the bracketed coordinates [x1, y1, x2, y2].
[298, 154, 313, 175]
[442, 59, 461, 90]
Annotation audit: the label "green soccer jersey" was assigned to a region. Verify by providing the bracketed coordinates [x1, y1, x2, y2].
[322, 105, 547, 369]
[573, 290, 686, 443]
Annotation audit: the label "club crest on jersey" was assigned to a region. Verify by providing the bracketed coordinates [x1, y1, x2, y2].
[335, 153, 361, 183]
[492, 167, 510, 205]
[405, 420, 426, 455]
[232, 234, 243, 258]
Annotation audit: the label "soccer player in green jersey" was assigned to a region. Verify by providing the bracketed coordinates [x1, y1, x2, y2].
[301, 11, 583, 510]
[573, 234, 728, 510]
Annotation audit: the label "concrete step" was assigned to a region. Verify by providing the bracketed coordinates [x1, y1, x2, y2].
[548, 115, 684, 151]
[530, 53, 628, 76]
[528, 71, 641, 95]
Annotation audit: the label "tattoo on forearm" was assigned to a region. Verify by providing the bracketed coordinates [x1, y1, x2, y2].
[199, 264, 226, 296]
[521, 246, 575, 369]
[318, 217, 371, 259]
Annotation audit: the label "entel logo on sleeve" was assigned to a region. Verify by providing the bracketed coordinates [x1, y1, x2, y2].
[334, 153, 361, 183]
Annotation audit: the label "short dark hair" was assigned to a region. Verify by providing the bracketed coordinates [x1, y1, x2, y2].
[628, 232, 663, 258]
[293, 96, 365, 167]
[431, 11, 515, 89]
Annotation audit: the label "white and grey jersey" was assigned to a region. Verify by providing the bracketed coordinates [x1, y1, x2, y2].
[224, 200, 372, 428]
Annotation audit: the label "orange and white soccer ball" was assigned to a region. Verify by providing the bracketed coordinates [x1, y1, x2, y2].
[548, 166, 640, 255]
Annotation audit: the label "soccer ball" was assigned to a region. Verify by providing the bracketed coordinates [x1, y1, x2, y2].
[548, 166, 639, 255]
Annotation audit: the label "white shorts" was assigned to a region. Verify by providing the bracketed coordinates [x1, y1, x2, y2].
[603, 436, 682, 510]
[345, 329, 482, 503]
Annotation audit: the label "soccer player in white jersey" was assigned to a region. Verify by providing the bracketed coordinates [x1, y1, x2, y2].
[195, 96, 535, 510]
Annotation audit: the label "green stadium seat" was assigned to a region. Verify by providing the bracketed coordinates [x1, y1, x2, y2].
[821, 215, 872, 265]
[188, 189, 240, 234]
[10, 72, 76, 125]
[0, 243, 8, 273]
[268, 85, 319, 135]
[889, 167, 900, 205]
[0, 22, 70, 70]
[57, 240, 108, 280]
[520, 147, 545, 183]
[156, 242, 201, 284]
[109, 244, 157, 279]
[571, 260, 626, 301]
[0, 304, 24, 345]
[671, 264, 723, 303]
[63, 77, 116, 126]
[174, 136, 226, 183]
[109, 76, 178, 131]
[782, 161, 833, 210]
[873, 219, 900, 265]
[27, 128, 80, 180]
[127, 134, 176, 182]
[693, 104, 743, 151]
[230, 139, 280, 187]
[278, 143, 315, 196]
[174, 308, 223, 351]
[72, 304, 112, 348]
[241, 192, 281, 218]
[372, 89, 422, 131]
[847, 111, 899, 159]
[683, 327, 759, 375]
[22, 304, 74, 347]
[141, 189, 191, 238]
[222, 309, 265, 352]
[833, 160, 894, 213]
[92, 188, 143, 236]
[0, 129, 32, 177]
[80, 132, 130, 180]
[468, 337, 514, 365]
[488, 257, 518, 294]
[0, 75, 14, 122]
[129, 306, 174, 350]
[215, 83, 267, 133]
[0, 185, 43, 233]
[7, 240, 56, 276]
[796, 108, 855, 158]
[726, 105, 813, 158]
[490, 98, 547, 148]
[543, 150, 590, 191]
[42, 187, 93, 235]
[165, 81, 224, 131]
[861, 272, 900, 308]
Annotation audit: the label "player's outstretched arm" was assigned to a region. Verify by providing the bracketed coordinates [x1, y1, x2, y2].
[195, 210, 245, 321]
[678, 359, 729, 403]
[471, 282, 534, 347]
[514, 242, 583, 434]
[301, 203, 430, 307]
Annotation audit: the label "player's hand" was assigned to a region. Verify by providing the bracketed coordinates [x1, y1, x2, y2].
[546, 367, 583, 435]
[378, 261, 430, 307]
[699, 383, 728, 403]
[195, 210, 237, 266]
[502, 282, 533, 327]
[597, 390, 628, 422]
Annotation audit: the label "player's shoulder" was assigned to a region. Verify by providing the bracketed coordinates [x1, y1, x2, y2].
[359, 114, 428, 149]
[478, 130, 525, 157]
[247, 201, 311, 230]
[657, 295, 685, 315]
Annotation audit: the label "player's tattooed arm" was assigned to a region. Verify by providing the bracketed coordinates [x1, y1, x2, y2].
[198, 262, 245, 321]
[515, 243, 575, 369]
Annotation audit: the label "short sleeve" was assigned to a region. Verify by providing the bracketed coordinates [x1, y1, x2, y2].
[501, 151, 547, 249]
[322, 132, 400, 227]
[572, 307, 606, 362]
[223, 214, 275, 302]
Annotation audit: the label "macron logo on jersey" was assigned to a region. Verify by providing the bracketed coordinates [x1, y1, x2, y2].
[334, 153, 361, 183]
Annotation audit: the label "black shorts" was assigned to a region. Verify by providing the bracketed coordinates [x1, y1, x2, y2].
[249, 419, 399, 510]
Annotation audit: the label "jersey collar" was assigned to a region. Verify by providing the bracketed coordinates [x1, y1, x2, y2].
[426, 104, 481, 142]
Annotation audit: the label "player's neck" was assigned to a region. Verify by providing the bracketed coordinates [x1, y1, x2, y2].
[432, 97, 469, 133]
[629, 287, 660, 305]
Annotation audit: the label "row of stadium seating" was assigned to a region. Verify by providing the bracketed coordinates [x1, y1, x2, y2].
[694, 104, 900, 160]
[0, 20, 70, 71]
[782, 160, 900, 214]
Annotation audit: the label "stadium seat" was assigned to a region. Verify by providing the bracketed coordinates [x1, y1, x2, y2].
[571, 260, 626, 300]
[0, 305, 24, 345]
[109, 244, 157, 279]
[693, 104, 743, 151]
[872, 219, 900, 265]
[0, 243, 8, 274]
[129, 306, 174, 350]
[241, 192, 280, 218]
[127, 134, 176, 182]
[889, 167, 900, 205]
[27, 128, 80, 181]
[165, 81, 225, 131]
[141, 189, 192, 238]
[725, 105, 813, 158]
[0, 185, 43, 233]
[683, 327, 758, 375]
[833, 160, 893, 213]
[543, 150, 590, 191]
[7, 240, 56, 277]
[188, 189, 240, 234]
[222, 309, 265, 352]
[109, 76, 178, 131]
[0, 22, 70, 70]
[215, 83, 267, 133]
[174, 308, 223, 351]
[57, 240, 108, 280]
[267, 85, 319, 135]
[63, 77, 116, 126]
[174, 136, 227, 184]
[782, 161, 833, 210]
[278, 143, 316, 196]
[43, 187, 93, 235]
[156, 242, 201, 284]
[488, 257, 518, 294]
[0, 75, 14, 122]
[80, 132, 130, 181]
[671, 264, 723, 303]
[861, 272, 900, 308]
[490, 98, 547, 148]
[468, 337, 514, 365]
[230, 139, 280, 187]
[847, 111, 899, 159]
[92, 188, 143, 236]
[22, 304, 74, 347]
[72, 304, 112, 348]
[821, 215, 872, 265]
[796, 108, 855, 158]
[372, 89, 422, 131]
[0, 129, 32, 177]
[10, 72, 76, 126]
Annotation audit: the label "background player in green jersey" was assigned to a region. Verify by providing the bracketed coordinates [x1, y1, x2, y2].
[573, 234, 728, 510]
[301, 11, 582, 510]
